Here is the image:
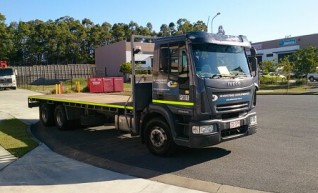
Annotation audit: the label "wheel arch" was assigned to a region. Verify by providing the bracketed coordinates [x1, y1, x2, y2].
[141, 104, 176, 143]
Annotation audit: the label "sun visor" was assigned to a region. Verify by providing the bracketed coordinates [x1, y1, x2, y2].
[187, 32, 251, 48]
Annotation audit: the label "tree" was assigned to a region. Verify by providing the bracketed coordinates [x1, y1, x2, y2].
[290, 46, 318, 76]
[168, 22, 176, 35]
[112, 23, 129, 42]
[2, 12, 223, 66]
[159, 24, 170, 37]
[146, 22, 153, 32]
[279, 56, 294, 81]
[119, 62, 132, 74]
[176, 18, 193, 34]
[260, 60, 278, 73]
[0, 13, 13, 60]
[193, 20, 207, 32]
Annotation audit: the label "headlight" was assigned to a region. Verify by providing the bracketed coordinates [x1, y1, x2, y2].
[250, 115, 257, 126]
[192, 125, 217, 134]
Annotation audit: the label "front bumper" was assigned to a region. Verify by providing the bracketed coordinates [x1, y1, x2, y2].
[185, 112, 257, 148]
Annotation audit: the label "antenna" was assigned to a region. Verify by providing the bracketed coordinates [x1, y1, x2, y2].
[206, 16, 210, 32]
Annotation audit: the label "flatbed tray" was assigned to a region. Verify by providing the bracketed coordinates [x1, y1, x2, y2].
[28, 93, 133, 109]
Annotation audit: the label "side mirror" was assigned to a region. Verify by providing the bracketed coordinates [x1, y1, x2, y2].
[250, 47, 258, 77]
[250, 47, 257, 57]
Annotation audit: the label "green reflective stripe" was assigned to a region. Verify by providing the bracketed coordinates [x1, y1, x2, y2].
[28, 96, 133, 110]
[152, 99, 194, 106]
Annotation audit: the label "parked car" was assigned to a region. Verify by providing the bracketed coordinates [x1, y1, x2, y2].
[307, 73, 318, 82]
[261, 72, 286, 82]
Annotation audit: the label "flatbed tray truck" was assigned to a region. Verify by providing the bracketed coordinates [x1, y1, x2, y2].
[28, 32, 259, 156]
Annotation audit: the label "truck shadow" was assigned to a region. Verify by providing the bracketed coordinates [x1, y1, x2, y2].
[31, 122, 231, 179]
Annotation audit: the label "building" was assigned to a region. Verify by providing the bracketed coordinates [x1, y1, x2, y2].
[251, 33, 318, 64]
[95, 40, 154, 77]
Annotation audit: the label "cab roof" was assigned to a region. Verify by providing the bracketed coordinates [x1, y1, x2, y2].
[155, 32, 251, 48]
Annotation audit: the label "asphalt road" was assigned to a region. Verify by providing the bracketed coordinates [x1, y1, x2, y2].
[31, 95, 318, 193]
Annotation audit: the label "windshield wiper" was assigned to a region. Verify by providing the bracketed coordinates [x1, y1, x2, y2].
[209, 74, 233, 79]
[232, 73, 248, 78]
[210, 74, 223, 79]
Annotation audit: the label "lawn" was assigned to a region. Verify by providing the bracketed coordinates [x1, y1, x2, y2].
[258, 83, 318, 94]
[20, 78, 89, 94]
[0, 119, 38, 158]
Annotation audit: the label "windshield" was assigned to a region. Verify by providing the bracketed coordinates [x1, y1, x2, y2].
[192, 43, 251, 79]
[0, 68, 14, 76]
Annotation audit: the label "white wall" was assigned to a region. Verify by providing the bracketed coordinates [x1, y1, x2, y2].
[258, 45, 300, 61]
[125, 51, 153, 68]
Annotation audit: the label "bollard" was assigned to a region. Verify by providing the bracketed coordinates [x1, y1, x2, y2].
[59, 81, 63, 94]
[76, 81, 81, 93]
[55, 84, 58, 94]
[58, 84, 61, 94]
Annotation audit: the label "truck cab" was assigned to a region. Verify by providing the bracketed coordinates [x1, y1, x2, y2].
[139, 32, 258, 155]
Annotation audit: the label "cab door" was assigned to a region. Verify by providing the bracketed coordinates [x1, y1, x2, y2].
[153, 42, 190, 103]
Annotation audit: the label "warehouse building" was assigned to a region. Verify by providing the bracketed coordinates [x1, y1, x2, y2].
[95, 40, 154, 77]
[251, 33, 318, 64]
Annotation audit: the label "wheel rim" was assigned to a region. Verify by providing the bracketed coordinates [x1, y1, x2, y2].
[150, 127, 167, 148]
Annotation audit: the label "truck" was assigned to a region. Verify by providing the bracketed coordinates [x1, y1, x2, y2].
[28, 32, 259, 156]
[0, 60, 17, 90]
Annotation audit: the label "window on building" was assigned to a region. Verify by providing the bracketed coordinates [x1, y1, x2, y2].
[266, 54, 273, 57]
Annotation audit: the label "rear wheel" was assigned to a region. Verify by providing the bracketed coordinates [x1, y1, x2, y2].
[40, 103, 54, 126]
[144, 118, 176, 156]
[309, 76, 315, 82]
[54, 105, 69, 130]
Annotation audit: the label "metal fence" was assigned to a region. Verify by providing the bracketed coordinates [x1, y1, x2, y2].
[13, 64, 96, 87]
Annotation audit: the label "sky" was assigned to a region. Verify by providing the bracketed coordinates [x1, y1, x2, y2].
[1, 0, 318, 43]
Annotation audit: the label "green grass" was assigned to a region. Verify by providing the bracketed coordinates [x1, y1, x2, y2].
[259, 84, 318, 94]
[21, 78, 89, 94]
[0, 119, 38, 158]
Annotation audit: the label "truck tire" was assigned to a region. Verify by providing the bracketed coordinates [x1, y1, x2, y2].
[309, 76, 315, 82]
[54, 105, 69, 130]
[40, 103, 54, 126]
[144, 118, 176, 156]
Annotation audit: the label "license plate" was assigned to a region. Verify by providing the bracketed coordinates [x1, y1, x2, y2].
[230, 120, 241, 129]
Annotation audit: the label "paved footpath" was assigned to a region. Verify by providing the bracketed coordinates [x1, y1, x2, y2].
[0, 89, 270, 193]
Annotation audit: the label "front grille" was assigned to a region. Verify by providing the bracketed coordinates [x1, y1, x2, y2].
[0, 78, 12, 83]
[217, 102, 249, 112]
[222, 112, 239, 119]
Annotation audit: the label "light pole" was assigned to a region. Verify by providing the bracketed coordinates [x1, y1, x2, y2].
[211, 12, 221, 33]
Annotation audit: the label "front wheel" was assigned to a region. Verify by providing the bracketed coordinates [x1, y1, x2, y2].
[309, 76, 315, 82]
[144, 118, 176, 156]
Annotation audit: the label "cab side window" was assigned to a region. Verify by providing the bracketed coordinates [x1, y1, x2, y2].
[159, 43, 188, 76]
[159, 43, 189, 93]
